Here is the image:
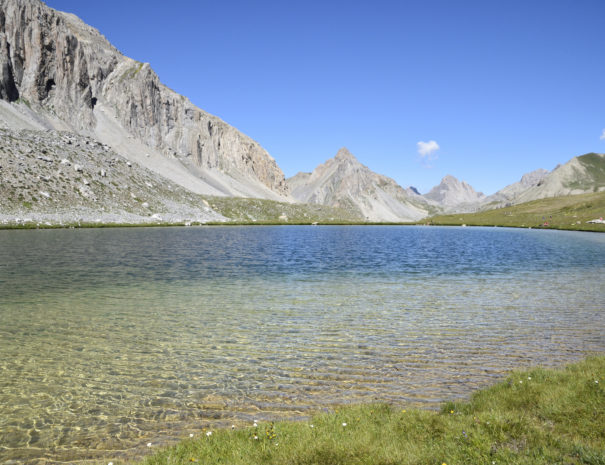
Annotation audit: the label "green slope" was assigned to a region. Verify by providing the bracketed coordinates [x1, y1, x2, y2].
[567, 153, 605, 190]
[202, 195, 363, 224]
[426, 191, 605, 231]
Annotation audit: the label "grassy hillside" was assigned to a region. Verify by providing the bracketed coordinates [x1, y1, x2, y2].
[202, 195, 363, 224]
[568, 153, 605, 190]
[134, 356, 604, 465]
[426, 191, 605, 232]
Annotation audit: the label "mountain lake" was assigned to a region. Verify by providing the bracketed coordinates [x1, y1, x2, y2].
[1, 225, 604, 463]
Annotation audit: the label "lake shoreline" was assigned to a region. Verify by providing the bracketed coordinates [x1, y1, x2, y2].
[136, 355, 604, 465]
[3, 190, 604, 231]
[1, 220, 603, 233]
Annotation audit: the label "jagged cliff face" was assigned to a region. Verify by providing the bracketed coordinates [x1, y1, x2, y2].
[287, 147, 431, 222]
[0, 0, 288, 198]
[0, 0, 117, 128]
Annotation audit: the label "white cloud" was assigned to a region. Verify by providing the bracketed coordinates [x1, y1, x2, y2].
[417, 140, 440, 157]
[600, 129, 605, 140]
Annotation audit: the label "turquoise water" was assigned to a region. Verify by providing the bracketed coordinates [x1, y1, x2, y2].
[1, 226, 604, 463]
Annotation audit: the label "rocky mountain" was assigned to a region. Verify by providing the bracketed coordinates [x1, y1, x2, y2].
[481, 168, 549, 208]
[287, 147, 432, 222]
[511, 153, 605, 204]
[422, 175, 485, 213]
[0, 0, 288, 200]
[0, 126, 364, 227]
[478, 153, 605, 210]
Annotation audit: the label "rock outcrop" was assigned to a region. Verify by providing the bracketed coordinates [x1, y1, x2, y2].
[0, 0, 288, 199]
[482, 168, 549, 208]
[287, 147, 432, 222]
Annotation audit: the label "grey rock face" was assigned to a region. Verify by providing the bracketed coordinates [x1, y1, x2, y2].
[0, 0, 288, 198]
[0, 32, 19, 101]
[423, 175, 485, 212]
[519, 168, 550, 188]
[287, 147, 431, 222]
[482, 168, 549, 208]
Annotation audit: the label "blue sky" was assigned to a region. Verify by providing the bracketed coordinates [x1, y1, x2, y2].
[45, 0, 605, 194]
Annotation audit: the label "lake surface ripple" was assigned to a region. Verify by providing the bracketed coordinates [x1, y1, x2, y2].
[1, 226, 604, 463]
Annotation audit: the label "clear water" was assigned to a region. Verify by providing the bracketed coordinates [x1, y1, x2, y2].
[1, 226, 604, 463]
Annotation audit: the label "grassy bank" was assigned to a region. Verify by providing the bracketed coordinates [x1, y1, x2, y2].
[201, 195, 362, 223]
[427, 191, 605, 232]
[137, 356, 604, 465]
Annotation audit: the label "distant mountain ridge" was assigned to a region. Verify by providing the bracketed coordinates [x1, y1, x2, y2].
[287, 149, 605, 222]
[287, 147, 432, 222]
[420, 152, 605, 214]
[422, 175, 485, 213]
[512, 153, 605, 203]
[481, 153, 605, 210]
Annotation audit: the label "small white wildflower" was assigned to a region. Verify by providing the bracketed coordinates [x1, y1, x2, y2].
[108, 462, 114, 465]
[147, 442, 152, 447]
[206, 431, 212, 437]
[254, 435, 258, 440]
[189, 433, 194, 437]
[596, 380, 599, 384]
[342, 422, 347, 427]
[519, 380, 523, 384]
[253, 422, 258, 427]
[310, 424, 314, 428]
[231, 424, 236, 429]
[527, 377, 531, 380]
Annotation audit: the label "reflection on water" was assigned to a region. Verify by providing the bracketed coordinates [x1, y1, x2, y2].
[1, 226, 604, 463]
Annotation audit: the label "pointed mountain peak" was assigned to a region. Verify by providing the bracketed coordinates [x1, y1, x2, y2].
[335, 147, 356, 161]
[286, 147, 430, 222]
[424, 174, 484, 206]
[441, 174, 459, 184]
[439, 175, 477, 190]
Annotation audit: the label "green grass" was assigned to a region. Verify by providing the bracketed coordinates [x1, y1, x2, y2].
[134, 356, 604, 465]
[202, 195, 363, 223]
[427, 191, 605, 232]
